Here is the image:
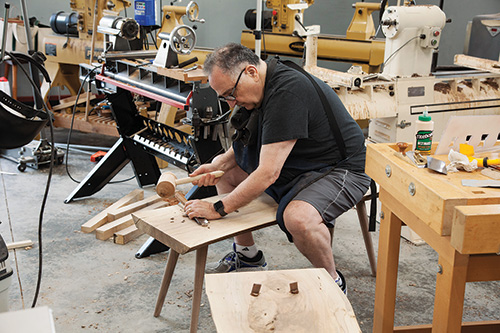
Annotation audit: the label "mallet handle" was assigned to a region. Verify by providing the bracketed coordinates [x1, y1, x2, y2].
[175, 170, 224, 185]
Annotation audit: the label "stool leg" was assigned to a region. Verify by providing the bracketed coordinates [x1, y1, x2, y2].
[154, 250, 180, 317]
[356, 201, 377, 277]
[190, 246, 208, 333]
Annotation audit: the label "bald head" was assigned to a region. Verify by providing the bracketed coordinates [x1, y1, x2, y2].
[204, 43, 261, 78]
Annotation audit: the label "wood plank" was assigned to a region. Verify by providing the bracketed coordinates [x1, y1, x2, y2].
[107, 195, 164, 221]
[132, 193, 278, 254]
[53, 112, 119, 137]
[97, 200, 169, 240]
[156, 66, 208, 83]
[52, 92, 97, 111]
[467, 254, 500, 282]
[81, 189, 144, 233]
[451, 204, 500, 254]
[6, 240, 33, 250]
[113, 225, 143, 245]
[454, 54, 500, 74]
[205, 268, 360, 333]
[96, 215, 135, 240]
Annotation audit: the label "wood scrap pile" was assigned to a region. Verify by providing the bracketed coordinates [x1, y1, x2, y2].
[81, 189, 179, 244]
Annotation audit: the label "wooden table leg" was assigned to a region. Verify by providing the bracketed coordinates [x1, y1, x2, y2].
[154, 250, 180, 317]
[373, 204, 402, 333]
[190, 246, 208, 333]
[432, 251, 469, 332]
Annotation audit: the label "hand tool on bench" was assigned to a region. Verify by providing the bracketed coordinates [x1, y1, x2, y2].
[156, 170, 224, 198]
[459, 144, 500, 168]
[406, 150, 448, 174]
[174, 191, 209, 227]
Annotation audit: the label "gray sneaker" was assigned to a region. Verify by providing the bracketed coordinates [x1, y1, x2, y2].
[205, 244, 267, 274]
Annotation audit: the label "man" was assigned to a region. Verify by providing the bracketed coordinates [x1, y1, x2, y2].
[183, 43, 371, 293]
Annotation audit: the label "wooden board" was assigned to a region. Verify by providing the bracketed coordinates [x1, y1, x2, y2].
[454, 54, 500, 74]
[96, 200, 169, 240]
[156, 66, 208, 83]
[205, 268, 360, 333]
[81, 189, 144, 233]
[451, 204, 500, 254]
[366, 143, 500, 236]
[107, 195, 164, 221]
[132, 193, 278, 254]
[113, 225, 143, 245]
[51, 92, 97, 111]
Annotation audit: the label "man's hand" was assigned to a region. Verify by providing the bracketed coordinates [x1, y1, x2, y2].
[184, 199, 222, 220]
[189, 164, 221, 187]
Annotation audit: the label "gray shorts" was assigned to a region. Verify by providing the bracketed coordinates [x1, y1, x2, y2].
[293, 169, 371, 228]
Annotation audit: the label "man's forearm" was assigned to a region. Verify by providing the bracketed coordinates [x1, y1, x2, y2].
[219, 167, 274, 214]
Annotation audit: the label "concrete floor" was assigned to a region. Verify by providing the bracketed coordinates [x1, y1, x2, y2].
[0, 129, 498, 332]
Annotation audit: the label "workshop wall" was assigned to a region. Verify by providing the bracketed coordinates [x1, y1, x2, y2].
[1, 0, 499, 70]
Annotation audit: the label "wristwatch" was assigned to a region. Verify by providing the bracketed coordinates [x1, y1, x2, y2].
[213, 200, 227, 217]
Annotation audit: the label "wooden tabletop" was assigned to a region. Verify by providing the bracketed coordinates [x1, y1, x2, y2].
[205, 268, 361, 333]
[367, 143, 500, 234]
[132, 193, 278, 254]
[366, 143, 500, 254]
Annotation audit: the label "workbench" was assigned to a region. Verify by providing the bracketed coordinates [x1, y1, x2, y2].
[366, 143, 500, 332]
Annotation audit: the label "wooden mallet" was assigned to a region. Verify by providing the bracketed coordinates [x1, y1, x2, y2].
[156, 170, 224, 198]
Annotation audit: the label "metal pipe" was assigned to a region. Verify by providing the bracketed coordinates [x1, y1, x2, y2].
[19, 0, 33, 52]
[255, 0, 262, 58]
[1, 3, 10, 61]
[103, 50, 158, 59]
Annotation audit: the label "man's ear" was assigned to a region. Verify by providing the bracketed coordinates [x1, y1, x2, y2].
[245, 65, 259, 81]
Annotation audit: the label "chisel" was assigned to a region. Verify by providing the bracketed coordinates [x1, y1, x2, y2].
[174, 191, 209, 227]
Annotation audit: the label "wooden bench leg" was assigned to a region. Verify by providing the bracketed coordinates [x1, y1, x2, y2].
[356, 201, 377, 277]
[190, 246, 208, 333]
[154, 250, 180, 317]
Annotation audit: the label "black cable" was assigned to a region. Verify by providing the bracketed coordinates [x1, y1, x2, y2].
[4, 51, 54, 308]
[381, 35, 421, 69]
[63, 66, 135, 184]
[64, 66, 99, 183]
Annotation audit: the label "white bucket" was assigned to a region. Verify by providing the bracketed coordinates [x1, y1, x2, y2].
[0, 259, 12, 313]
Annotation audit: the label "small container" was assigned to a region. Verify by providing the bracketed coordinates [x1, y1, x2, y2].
[414, 110, 434, 155]
[0, 77, 10, 96]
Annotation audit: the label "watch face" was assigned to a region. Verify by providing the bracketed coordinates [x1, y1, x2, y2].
[214, 200, 226, 216]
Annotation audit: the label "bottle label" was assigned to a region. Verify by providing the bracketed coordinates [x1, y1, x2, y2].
[415, 130, 433, 153]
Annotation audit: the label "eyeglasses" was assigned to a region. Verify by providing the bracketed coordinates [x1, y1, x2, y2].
[218, 67, 246, 102]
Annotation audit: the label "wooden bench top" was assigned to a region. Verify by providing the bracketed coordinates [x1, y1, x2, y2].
[205, 268, 361, 333]
[132, 193, 278, 254]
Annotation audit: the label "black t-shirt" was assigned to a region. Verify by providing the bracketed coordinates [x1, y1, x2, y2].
[234, 60, 366, 184]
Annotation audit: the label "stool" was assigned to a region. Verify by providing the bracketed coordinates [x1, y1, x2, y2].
[132, 193, 278, 333]
[355, 194, 377, 276]
[205, 268, 361, 332]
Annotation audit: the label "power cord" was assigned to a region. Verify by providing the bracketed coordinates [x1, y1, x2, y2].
[5, 51, 54, 308]
[381, 35, 422, 69]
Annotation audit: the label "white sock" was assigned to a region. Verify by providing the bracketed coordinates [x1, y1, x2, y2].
[235, 244, 258, 258]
